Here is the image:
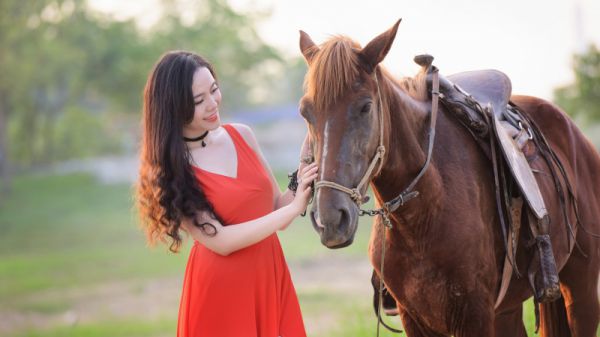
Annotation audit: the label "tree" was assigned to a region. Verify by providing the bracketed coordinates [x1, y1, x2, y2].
[0, 0, 285, 191]
[0, 0, 56, 197]
[0, 0, 158, 194]
[3, 0, 122, 166]
[554, 44, 600, 122]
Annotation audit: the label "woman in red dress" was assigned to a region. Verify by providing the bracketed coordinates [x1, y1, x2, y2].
[137, 51, 316, 337]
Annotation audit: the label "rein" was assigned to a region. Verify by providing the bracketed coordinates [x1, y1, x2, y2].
[312, 66, 441, 335]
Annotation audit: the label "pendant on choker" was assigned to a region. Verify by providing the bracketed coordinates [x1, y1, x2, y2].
[183, 130, 209, 147]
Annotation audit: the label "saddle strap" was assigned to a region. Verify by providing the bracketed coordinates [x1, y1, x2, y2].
[494, 197, 523, 309]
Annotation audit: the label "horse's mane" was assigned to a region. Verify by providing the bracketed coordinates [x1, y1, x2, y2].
[304, 35, 429, 112]
[389, 70, 429, 102]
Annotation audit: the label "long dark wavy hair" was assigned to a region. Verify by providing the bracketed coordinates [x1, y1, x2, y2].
[137, 50, 219, 253]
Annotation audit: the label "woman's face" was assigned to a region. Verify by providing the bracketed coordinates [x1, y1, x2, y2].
[184, 66, 222, 135]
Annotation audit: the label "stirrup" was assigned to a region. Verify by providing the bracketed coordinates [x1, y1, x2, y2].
[528, 234, 561, 302]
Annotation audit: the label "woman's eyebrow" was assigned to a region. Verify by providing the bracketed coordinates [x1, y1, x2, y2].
[193, 82, 217, 99]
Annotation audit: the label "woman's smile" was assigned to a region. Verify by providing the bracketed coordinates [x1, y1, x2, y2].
[204, 111, 219, 122]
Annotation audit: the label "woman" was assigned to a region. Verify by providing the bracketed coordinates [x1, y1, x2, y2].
[137, 50, 316, 337]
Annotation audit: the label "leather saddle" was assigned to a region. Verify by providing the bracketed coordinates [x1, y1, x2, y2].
[414, 55, 512, 113]
[416, 54, 548, 221]
[445, 70, 529, 148]
[446, 69, 511, 120]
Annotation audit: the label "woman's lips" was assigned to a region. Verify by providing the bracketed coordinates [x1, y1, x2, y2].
[204, 112, 218, 122]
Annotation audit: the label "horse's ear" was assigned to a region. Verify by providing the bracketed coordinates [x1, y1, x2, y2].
[359, 19, 401, 73]
[299, 30, 318, 65]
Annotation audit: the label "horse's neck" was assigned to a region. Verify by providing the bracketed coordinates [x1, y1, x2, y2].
[386, 82, 429, 170]
[372, 78, 442, 236]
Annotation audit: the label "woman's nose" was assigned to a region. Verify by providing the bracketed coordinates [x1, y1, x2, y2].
[206, 95, 218, 110]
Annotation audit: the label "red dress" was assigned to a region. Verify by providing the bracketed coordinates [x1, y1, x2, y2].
[177, 124, 306, 337]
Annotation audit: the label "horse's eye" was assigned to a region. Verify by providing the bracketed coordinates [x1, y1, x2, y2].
[360, 102, 372, 114]
[300, 106, 311, 120]
[300, 103, 316, 124]
[300, 107, 308, 118]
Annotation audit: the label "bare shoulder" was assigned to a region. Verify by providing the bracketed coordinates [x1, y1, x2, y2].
[230, 123, 260, 151]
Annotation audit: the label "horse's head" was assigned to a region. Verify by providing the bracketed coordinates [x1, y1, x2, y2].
[299, 20, 401, 248]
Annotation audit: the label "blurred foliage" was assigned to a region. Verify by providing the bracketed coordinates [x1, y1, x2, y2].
[0, 0, 287, 168]
[554, 44, 600, 123]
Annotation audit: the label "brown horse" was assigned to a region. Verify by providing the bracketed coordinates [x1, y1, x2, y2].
[298, 20, 600, 337]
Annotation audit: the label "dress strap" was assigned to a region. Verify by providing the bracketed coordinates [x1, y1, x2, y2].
[222, 124, 267, 177]
[223, 124, 255, 157]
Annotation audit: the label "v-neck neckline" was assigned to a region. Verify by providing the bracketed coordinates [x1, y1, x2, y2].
[192, 126, 239, 180]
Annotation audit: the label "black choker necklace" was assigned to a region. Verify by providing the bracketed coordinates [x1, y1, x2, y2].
[183, 130, 209, 147]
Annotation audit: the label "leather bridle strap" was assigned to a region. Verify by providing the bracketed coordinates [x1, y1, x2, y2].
[314, 66, 440, 213]
[314, 70, 387, 204]
[383, 66, 440, 213]
[314, 145, 385, 204]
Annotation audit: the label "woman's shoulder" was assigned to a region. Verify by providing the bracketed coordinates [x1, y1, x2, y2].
[228, 123, 260, 152]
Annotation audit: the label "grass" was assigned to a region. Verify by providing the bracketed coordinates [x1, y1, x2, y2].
[297, 288, 401, 337]
[0, 173, 188, 303]
[0, 171, 555, 336]
[11, 318, 175, 337]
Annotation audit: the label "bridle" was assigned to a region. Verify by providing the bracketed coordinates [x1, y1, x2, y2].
[314, 66, 440, 215]
[311, 65, 441, 335]
[313, 71, 387, 205]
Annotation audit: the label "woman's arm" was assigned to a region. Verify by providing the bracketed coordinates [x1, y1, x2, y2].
[182, 162, 318, 256]
[232, 123, 312, 210]
[182, 204, 296, 256]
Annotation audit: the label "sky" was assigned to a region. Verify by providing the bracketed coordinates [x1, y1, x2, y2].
[90, 0, 600, 100]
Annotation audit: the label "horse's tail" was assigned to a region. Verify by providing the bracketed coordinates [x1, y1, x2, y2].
[539, 295, 571, 337]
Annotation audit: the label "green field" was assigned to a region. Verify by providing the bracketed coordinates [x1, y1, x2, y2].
[0, 172, 542, 336]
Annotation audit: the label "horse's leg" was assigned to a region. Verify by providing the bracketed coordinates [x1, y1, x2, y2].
[451, 297, 495, 337]
[552, 246, 600, 337]
[398, 308, 448, 337]
[494, 305, 527, 337]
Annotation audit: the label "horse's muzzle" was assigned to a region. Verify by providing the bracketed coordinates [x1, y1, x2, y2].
[310, 196, 359, 249]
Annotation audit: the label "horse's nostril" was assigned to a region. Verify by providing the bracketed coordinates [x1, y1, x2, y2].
[311, 209, 325, 230]
[338, 208, 349, 231]
[316, 216, 325, 229]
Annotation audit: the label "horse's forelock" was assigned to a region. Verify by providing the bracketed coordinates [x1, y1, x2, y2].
[304, 36, 362, 112]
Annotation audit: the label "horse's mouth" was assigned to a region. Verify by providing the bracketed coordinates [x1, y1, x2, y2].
[326, 238, 354, 249]
[310, 208, 357, 249]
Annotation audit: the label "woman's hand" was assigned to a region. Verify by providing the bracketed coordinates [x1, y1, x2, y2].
[297, 133, 313, 176]
[290, 162, 318, 215]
